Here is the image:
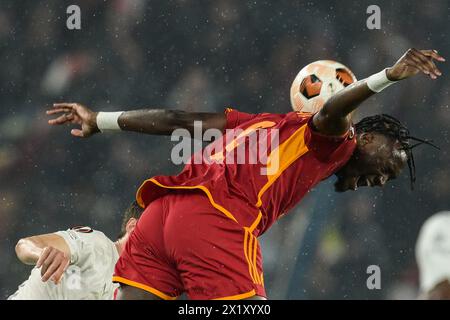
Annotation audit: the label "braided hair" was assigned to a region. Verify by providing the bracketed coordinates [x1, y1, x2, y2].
[354, 114, 439, 189]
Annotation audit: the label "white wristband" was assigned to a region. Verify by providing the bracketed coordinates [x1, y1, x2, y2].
[96, 111, 124, 132]
[366, 69, 397, 93]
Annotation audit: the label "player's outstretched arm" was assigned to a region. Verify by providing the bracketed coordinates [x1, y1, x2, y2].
[46, 104, 227, 138]
[15, 234, 71, 284]
[313, 48, 445, 136]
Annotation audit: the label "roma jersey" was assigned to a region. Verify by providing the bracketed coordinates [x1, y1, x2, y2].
[136, 109, 356, 236]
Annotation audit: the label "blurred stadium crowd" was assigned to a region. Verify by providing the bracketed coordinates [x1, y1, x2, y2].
[0, 0, 448, 299]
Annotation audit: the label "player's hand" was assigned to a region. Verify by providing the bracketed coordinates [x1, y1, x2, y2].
[36, 246, 70, 284]
[46, 103, 99, 138]
[386, 48, 445, 81]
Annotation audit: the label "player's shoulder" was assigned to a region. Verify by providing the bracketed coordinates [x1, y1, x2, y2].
[284, 111, 314, 122]
[420, 211, 450, 235]
[252, 111, 313, 130]
[57, 226, 112, 247]
[273, 111, 313, 131]
[254, 110, 314, 122]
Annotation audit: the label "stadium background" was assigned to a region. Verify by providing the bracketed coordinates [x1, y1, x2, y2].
[0, 0, 449, 299]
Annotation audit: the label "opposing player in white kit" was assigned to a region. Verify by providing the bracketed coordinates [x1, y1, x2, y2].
[8, 202, 143, 300]
[416, 211, 450, 300]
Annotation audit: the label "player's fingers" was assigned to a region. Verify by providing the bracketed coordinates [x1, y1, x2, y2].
[420, 50, 446, 62]
[405, 52, 436, 79]
[404, 55, 432, 77]
[48, 113, 75, 125]
[53, 103, 76, 109]
[41, 258, 62, 282]
[416, 54, 442, 77]
[404, 61, 434, 79]
[51, 259, 69, 284]
[71, 103, 85, 113]
[36, 247, 51, 268]
[410, 49, 441, 77]
[40, 250, 58, 278]
[71, 129, 85, 138]
[46, 108, 72, 115]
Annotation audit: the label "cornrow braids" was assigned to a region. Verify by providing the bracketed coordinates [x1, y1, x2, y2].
[354, 114, 439, 189]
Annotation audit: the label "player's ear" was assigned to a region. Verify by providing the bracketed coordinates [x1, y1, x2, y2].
[357, 132, 374, 146]
[125, 218, 138, 234]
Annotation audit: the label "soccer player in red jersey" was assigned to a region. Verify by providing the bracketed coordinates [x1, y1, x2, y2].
[47, 48, 444, 300]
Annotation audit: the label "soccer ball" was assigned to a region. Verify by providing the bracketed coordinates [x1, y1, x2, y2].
[290, 60, 357, 113]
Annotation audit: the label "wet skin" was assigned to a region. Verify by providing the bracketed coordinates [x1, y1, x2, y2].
[334, 132, 408, 192]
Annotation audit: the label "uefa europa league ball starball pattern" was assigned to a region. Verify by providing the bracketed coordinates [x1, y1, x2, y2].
[290, 60, 357, 114]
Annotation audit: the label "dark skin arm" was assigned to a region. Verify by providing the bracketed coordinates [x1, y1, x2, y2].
[47, 107, 227, 138]
[118, 109, 227, 136]
[47, 49, 444, 138]
[312, 80, 375, 135]
[313, 48, 444, 135]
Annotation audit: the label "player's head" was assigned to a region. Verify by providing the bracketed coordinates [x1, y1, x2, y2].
[416, 211, 450, 298]
[117, 201, 144, 240]
[334, 114, 438, 192]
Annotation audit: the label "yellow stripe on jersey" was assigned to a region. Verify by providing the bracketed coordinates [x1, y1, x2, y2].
[243, 227, 263, 285]
[252, 231, 260, 283]
[136, 178, 239, 224]
[243, 228, 257, 284]
[256, 123, 309, 208]
[210, 120, 276, 162]
[212, 289, 257, 300]
[249, 211, 262, 233]
[112, 276, 178, 300]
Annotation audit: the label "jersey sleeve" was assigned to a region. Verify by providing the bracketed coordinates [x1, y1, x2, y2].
[54, 228, 91, 264]
[224, 108, 259, 129]
[305, 116, 355, 162]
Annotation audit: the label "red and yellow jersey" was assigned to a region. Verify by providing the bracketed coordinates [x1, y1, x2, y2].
[136, 109, 356, 236]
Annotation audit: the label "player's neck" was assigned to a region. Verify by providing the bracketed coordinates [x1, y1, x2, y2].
[114, 238, 126, 255]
